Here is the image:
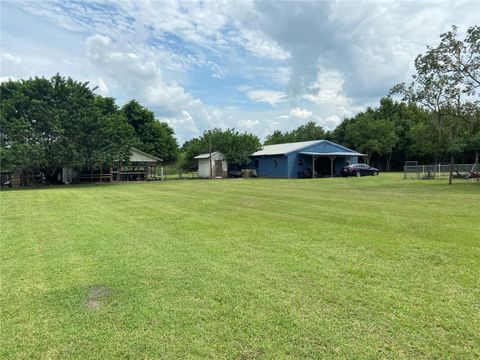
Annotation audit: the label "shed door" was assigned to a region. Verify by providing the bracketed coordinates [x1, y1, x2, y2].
[214, 160, 223, 177]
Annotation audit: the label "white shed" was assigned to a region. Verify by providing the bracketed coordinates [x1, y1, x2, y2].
[194, 152, 228, 178]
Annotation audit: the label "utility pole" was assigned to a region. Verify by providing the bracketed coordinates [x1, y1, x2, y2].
[209, 135, 213, 179]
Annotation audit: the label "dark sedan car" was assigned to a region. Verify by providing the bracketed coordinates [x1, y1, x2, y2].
[341, 163, 379, 177]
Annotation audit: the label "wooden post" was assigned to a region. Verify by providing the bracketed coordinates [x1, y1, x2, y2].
[312, 155, 315, 178]
[329, 156, 336, 177]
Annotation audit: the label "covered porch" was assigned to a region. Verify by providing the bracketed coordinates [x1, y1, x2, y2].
[299, 151, 367, 178]
[77, 148, 161, 183]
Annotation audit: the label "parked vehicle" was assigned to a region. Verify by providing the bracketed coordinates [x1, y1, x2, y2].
[228, 164, 242, 178]
[341, 163, 379, 177]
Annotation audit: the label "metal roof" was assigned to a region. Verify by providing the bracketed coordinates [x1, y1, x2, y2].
[251, 140, 324, 156]
[130, 147, 161, 162]
[300, 151, 366, 157]
[194, 151, 221, 159]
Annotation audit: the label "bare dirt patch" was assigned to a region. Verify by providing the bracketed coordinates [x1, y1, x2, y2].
[85, 286, 110, 310]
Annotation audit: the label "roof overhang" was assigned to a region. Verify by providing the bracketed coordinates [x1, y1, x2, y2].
[250, 140, 324, 156]
[299, 151, 366, 157]
[131, 147, 162, 162]
[194, 151, 220, 159]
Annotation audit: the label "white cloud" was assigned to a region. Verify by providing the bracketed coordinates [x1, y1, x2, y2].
[289, 107, 312, 119]
[249, 0, 479, 102]
[239, 119, 259, 128]
[85, 33, 219, 142]
[3, 0, 478, 143]
[161, 110, 200, 141]
[0, 76, 17, 83]
[2, 53, 22, 65]
[233, 28, 290, 61]
[244, 89, 285, 106]
[323, 115, 342, 129]
[304, 71, 346, 105]
[95, 78, 109, 96]
[301, 70, 364, 123]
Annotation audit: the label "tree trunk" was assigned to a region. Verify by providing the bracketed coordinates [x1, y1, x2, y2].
[476, 151, 479, 183]
[21, 171, 27, 187]
[435, 112, 442, 143]
[448, 155, 454, 185]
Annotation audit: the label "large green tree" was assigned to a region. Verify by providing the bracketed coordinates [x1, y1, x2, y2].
[182, 128, 261, 171]
[391, 25, 479, 183]
[265, 121, 325, 145]
[330, 99, 432, 170]
[433, 25, 479, 95]
[344, 110, 398, 168]
[0, 75, 135, 174]
[121, 100, 178, 163]
[462, 104, 480, 164]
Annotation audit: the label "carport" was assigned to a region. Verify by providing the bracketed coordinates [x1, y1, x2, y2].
[299, 151, 367, 178]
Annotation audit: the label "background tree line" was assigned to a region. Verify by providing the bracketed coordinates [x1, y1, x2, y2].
[265, 121, 326, 145]
[259, 99, 432, 171]
[1, 75, 179, 175]
[260, 25, 479, 173]
[391, 25, 479, 182]
[2, 26, 478, 178]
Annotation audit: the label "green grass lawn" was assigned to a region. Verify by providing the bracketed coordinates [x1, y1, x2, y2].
[1, 174, 479, 359]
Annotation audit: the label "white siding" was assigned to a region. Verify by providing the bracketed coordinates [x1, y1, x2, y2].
[197, 158, 211, 178]
[197, 152, 228, 178]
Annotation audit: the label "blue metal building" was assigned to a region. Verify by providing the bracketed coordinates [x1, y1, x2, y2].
[251, 140, 365, 178]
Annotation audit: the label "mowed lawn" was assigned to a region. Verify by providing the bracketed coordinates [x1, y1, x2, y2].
[1, 174, 479, 359]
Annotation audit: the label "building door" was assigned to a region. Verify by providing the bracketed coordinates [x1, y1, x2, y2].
[214, 160, 223, 177]
[314, 157, 331, 177]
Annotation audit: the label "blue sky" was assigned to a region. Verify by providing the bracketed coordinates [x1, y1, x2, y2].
[1, 0, 478, 144]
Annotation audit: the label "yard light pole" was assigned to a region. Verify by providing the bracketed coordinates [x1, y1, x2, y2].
[209, 135, 213, 179]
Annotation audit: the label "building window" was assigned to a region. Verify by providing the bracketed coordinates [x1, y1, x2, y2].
[273, 160, 278, 167]
[298, 159, 304, 166]
[254, 159, 259, 168]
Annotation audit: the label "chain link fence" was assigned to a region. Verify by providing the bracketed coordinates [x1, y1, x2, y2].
[156, 166, 199, 180]
[404, 163, 478, 179]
